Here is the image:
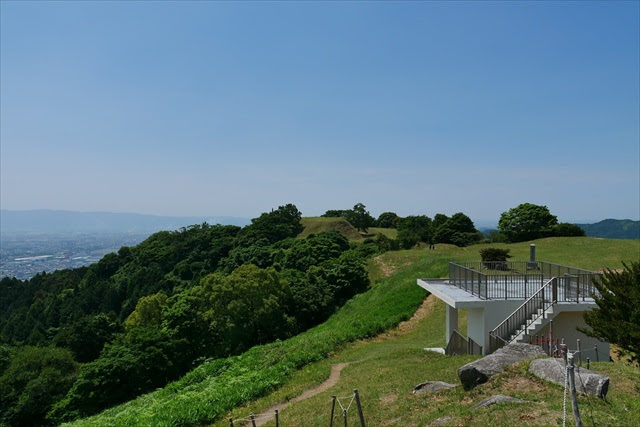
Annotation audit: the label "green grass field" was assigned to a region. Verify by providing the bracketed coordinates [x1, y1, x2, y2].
[72, 237, 639, 426]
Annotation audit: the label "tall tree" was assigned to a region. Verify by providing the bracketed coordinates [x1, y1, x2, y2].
[498, 203, 558, 242]
[433, 212, 480, 246]
[376, 212, 399, 228]
[346, 203, 375, 233]
[396, 216, 432, 249]
[580, 262, 640, 363]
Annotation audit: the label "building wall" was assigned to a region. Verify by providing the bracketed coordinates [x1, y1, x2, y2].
[536, 311, 610, 361]
[466, 308, 485, 351]
[466, 300, 523, 354]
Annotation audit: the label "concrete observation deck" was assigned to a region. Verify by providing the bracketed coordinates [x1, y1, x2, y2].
[417, 278, 596, 309]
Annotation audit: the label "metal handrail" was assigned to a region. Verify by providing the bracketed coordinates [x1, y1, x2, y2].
[489, 277, 557, 351]
[449, 261, 600, 301]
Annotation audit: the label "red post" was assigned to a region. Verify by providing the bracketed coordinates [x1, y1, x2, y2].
[548, 321, 553, 356]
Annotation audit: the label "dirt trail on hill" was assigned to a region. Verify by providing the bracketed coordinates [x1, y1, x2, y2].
[373, 294, 438, 341]
[373, 255, 412, 279]
[247, 363, 349, 426]
[240, 285, 437, 425]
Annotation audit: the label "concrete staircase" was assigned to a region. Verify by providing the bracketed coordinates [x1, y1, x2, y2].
[509, 305, 555, 343]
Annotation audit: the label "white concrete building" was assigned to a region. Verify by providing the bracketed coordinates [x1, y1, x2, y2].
[417, 245, 609, 358]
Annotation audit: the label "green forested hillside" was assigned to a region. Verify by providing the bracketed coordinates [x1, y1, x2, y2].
[0, 204, 379, 425]
[576, 218, 640, 239]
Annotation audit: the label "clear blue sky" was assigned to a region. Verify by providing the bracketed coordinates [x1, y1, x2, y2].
[1, 1, 638, 224]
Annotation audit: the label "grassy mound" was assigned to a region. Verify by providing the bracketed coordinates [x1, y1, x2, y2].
[298, 217, 363, 241]
[297, 217, 397, 242]
[71, 237, 638, 426]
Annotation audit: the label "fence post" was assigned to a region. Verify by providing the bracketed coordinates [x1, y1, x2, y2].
[330, 395, 336, 427]
[567, 354, 583, 427]
[354, 389, 366, 427]
[229, 418, 234, 427]
[250, 413, 256, 427]
[343, 409, 348, 427]
[504, 274, 507, 300]
[586, 357, 590, 369]
[275, 409, 279, 427]
[548, 321, 553, 356]
[595, 345, 599, 362]
[577, 339, 582, 367]
[561, 343, 568, 366]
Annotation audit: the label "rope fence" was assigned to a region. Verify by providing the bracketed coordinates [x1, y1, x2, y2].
[227, 389, 366, 427]
[554, 342, 602, 427]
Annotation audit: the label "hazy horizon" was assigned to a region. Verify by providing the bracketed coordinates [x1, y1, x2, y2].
[2, 2, 639, 222]
[1, 208, 636, 232]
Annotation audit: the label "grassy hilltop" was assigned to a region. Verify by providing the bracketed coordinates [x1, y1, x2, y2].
[298, 217, 397, 241]
[73, 237, 639, 426]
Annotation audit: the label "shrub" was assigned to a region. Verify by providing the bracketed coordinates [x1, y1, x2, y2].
[479, 248, 512, 269]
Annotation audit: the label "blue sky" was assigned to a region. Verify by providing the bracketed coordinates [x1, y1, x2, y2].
[1, 1, 638, 224]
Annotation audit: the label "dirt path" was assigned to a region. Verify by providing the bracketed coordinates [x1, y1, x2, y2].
[373, 294, 438, 341]
[372, 255, 412, 279]
[246, 363, 349, 426]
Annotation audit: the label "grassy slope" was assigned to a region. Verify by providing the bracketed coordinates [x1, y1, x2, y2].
[223, 298, 640, 427]
[298, 217, 397, 242]
[73, 237, 639, 426]
[217, 238, 640, 426]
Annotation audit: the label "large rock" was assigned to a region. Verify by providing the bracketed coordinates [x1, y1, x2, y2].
[529, 358, 610, 398]
[413, 381, 457, 395]
[457, 343, 546, 390]
[471, 394, 528, 410]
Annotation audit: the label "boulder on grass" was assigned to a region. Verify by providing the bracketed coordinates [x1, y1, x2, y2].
[413, 381, 457, 395]
[529, 358, 610, 398]
[471, 394, 528, 410]
[458, 343, 546, 390]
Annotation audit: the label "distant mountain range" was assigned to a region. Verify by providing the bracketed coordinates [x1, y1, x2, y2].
[0, 210, 250, 234]
[575, 219, 639, 240]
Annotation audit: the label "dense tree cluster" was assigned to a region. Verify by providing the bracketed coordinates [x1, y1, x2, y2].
[395, 213, 481, 249]
[323, 204, 481, 248]
[0, 204, 377, 425]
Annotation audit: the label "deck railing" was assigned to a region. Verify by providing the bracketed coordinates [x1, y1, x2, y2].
[448, 261, 600, 301]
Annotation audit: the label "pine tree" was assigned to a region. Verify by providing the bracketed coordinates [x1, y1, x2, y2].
[580, 262, 640, 363]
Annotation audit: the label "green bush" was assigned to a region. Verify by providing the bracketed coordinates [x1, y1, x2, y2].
[479, 248, 512, 269]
